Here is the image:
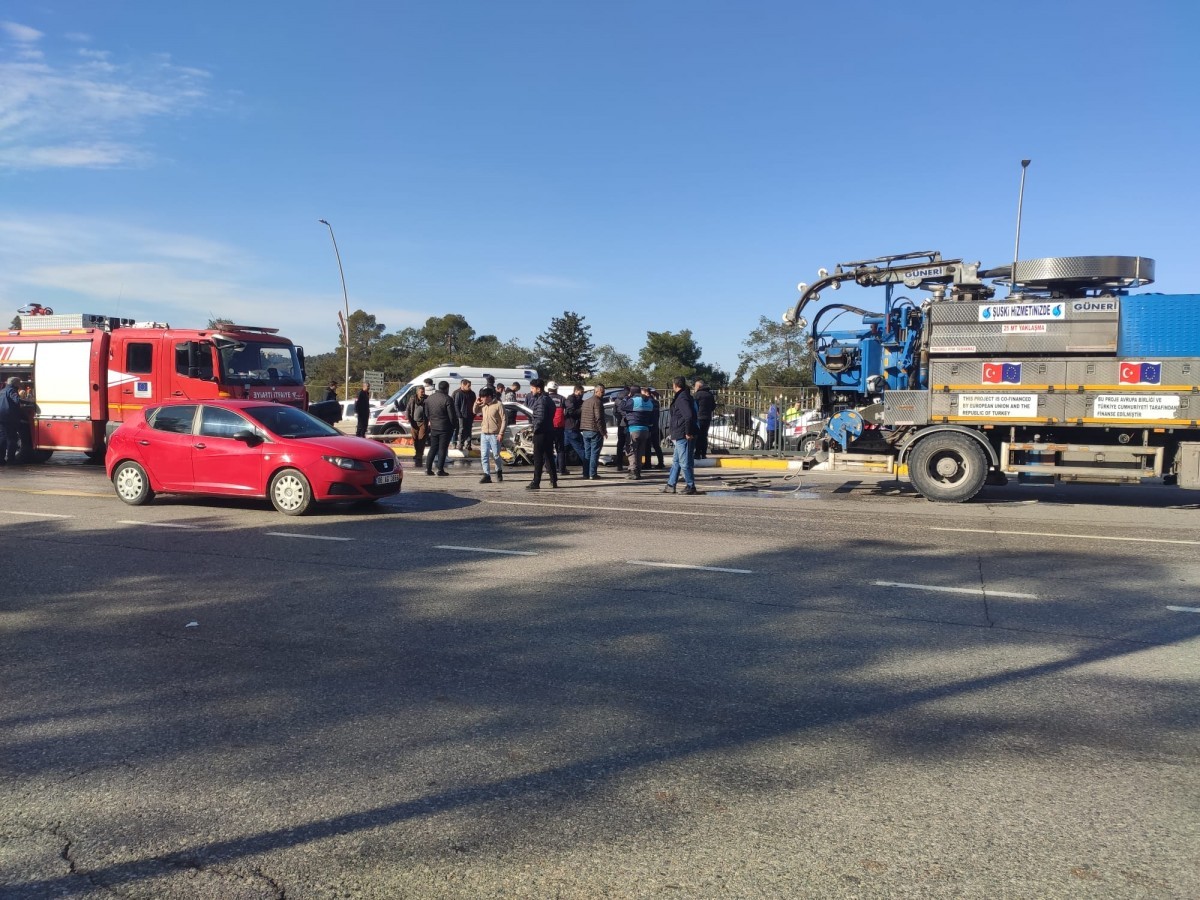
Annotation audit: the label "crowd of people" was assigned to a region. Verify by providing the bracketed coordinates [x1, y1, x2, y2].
[398, 375, 717, 495]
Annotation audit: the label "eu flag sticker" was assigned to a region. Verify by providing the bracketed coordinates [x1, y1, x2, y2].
[983, 362, 1022, 385]
[1119, 362, 1162, 385]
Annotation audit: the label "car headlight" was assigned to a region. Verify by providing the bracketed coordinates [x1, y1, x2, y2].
[323, 455, 367, 470]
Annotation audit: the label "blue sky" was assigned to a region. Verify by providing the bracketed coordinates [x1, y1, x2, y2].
[1, 1, 1196, 375]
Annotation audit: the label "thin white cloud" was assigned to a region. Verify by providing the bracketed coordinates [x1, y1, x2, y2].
[510, 274, 589, 290]
[0, 21, 213, 169]
[1, 21, 43, 42]
[0, 214, 425, 354]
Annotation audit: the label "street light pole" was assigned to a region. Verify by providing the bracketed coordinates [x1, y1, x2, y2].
[318, 218, 351, 400]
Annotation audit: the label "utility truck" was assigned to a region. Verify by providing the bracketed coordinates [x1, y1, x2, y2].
[783, 252, 1200, 501]
[0, 312, 307, 461]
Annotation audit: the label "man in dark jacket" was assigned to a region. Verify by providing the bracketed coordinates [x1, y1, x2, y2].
[324, 382, 338, 402]
[0, 376, 23, 465]
[524, 379, 558, 490]
[613, 385, 632, 470]
[423, 381, 456, 476]
[451, 379, 477, 452]
[561, 383, 586, 476]
[662, 376, 699, 495]
[354, 382, 372, 438]
[579, 384, 607, 479]
[693, 380, 716, 459]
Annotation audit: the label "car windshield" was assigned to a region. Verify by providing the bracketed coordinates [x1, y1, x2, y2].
[215, 339, 305, 386]
[245, 405, 339, 439]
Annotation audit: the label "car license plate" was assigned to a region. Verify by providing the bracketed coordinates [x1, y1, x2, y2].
[375, 473, 400, 485]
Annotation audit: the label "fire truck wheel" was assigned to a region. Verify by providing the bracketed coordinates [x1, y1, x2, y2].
[908, 432, 988, 503]
[113, 461, 155, 506]
[269, 468, 313, 516]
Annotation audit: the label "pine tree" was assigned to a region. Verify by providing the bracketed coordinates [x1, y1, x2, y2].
[536, 311, 597, 382]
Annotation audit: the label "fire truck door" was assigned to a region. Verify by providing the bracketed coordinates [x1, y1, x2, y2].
[170, 341, 221, 401]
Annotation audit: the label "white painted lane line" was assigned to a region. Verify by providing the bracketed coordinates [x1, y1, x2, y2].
[266, 532, 354, 542]
[484, 499, 726, 518]
[932, 526, 1200, 547]
[435, 544, 537, 556]
[118, 520, 199, 529]
[629, 560, 753, 574]
[0, 510, 73, 518]
[1166, 606, 1200, 614]
[873, 580, 1039, 600]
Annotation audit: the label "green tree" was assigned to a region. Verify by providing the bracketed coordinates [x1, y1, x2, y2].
[535, 311, 597, 382]
[637, 330, 727, 388]
[733, 316, 813, 387]
[593, 343, 645, 388]
[337, 309, 386, 379]
[206, 316, 234, 329]
[421, 314, 475, 359]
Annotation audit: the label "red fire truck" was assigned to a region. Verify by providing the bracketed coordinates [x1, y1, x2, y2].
[0, 312, 308, 462]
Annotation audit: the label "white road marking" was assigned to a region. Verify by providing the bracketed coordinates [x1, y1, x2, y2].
[629, 560, 753, 574]
[931, 526, 1200, 547]
[1166, 606, 1200, 614]
[484, 499, 726, 518]
[0, 510, 73, 518]
[118, 520, 199, 529]
[266, 532, 354, 542]
[435, 544, 537, 556]
[873, 580, 1039, 600]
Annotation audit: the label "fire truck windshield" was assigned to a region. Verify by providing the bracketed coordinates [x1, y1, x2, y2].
[216, 340, 304, 387]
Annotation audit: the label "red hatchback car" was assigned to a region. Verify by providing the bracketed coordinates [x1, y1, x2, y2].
[106, 400, 402, 515]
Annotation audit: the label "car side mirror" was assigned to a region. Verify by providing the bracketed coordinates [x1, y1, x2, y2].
[232, 429, 262, 446]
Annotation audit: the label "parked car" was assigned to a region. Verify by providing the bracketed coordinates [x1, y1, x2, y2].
[106, 400, 402, 515]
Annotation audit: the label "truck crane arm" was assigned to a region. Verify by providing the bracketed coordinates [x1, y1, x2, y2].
[782, 251, 987, 328]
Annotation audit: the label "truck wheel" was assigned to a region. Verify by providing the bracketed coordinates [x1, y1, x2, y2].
[908, 433, 989, 503]
[113, 461, 155, 506]
[270, 468, 313, 515]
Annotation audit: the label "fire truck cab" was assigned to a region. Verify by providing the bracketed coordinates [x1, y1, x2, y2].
[0, 313, 307, 461]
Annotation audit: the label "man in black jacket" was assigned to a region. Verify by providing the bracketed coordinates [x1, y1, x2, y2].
[693, 380, 716, 459]
[524, 379, 558, 490]
[561, 383, 586, 476]
[354, 382, 372, 438]
[451, 379, 477, 452]
[661, 376, 699, 495]
[423, 381, 456, 476]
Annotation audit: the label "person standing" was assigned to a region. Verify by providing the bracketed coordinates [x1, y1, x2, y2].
[646, 388, 666, 470]
[579, 384, 606, 480]
[693, 379, 716, 460]
[0, 376, 23, 465]
[451, 379, 477, 452]
[424, 381, 455, 476]
[625, 385, 655, 480]
[473, 388, 507, 484]
[524, 379, 558, 490]
[561, 383, 587, 476]
[546, 381, 568, 475]
[661, 376, 699, 495]
[406, 384, 429, 468]
[354, 381, 372, 438]
[613, 385, 632, 470]
[503, 382, 520, 403]
[324, 381, 338, 402]
[766, 398, 780, 451]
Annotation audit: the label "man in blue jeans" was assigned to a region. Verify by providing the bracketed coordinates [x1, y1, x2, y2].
[661, 376, 699, 495]
[579, 384, 607, 479]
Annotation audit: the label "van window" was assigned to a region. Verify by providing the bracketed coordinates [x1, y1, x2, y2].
[126, 342, 153, 374]
[150, 405, 197, 434]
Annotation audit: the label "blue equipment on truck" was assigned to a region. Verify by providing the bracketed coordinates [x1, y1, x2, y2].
[782, 252, 1200, 501]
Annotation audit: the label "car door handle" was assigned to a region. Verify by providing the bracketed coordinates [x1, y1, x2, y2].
[138, 440, 150, 446]
[173, 391, 184, 396]
[193, 442, 206, 449]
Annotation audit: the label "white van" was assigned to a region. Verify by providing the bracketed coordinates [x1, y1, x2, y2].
[370, 365, 539, 435]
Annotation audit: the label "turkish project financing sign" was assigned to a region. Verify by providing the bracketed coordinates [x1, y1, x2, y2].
[1094, 395, 1181, 420]
[958, 394, 1039, 417]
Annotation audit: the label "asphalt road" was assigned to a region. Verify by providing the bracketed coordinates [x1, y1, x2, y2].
[1, 458, 1198, 898]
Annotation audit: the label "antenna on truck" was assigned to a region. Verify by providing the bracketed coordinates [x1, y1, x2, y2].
[1010, 158, 1031, 296]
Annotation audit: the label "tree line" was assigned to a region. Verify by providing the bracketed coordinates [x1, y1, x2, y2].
[291, 310, 813, 393]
